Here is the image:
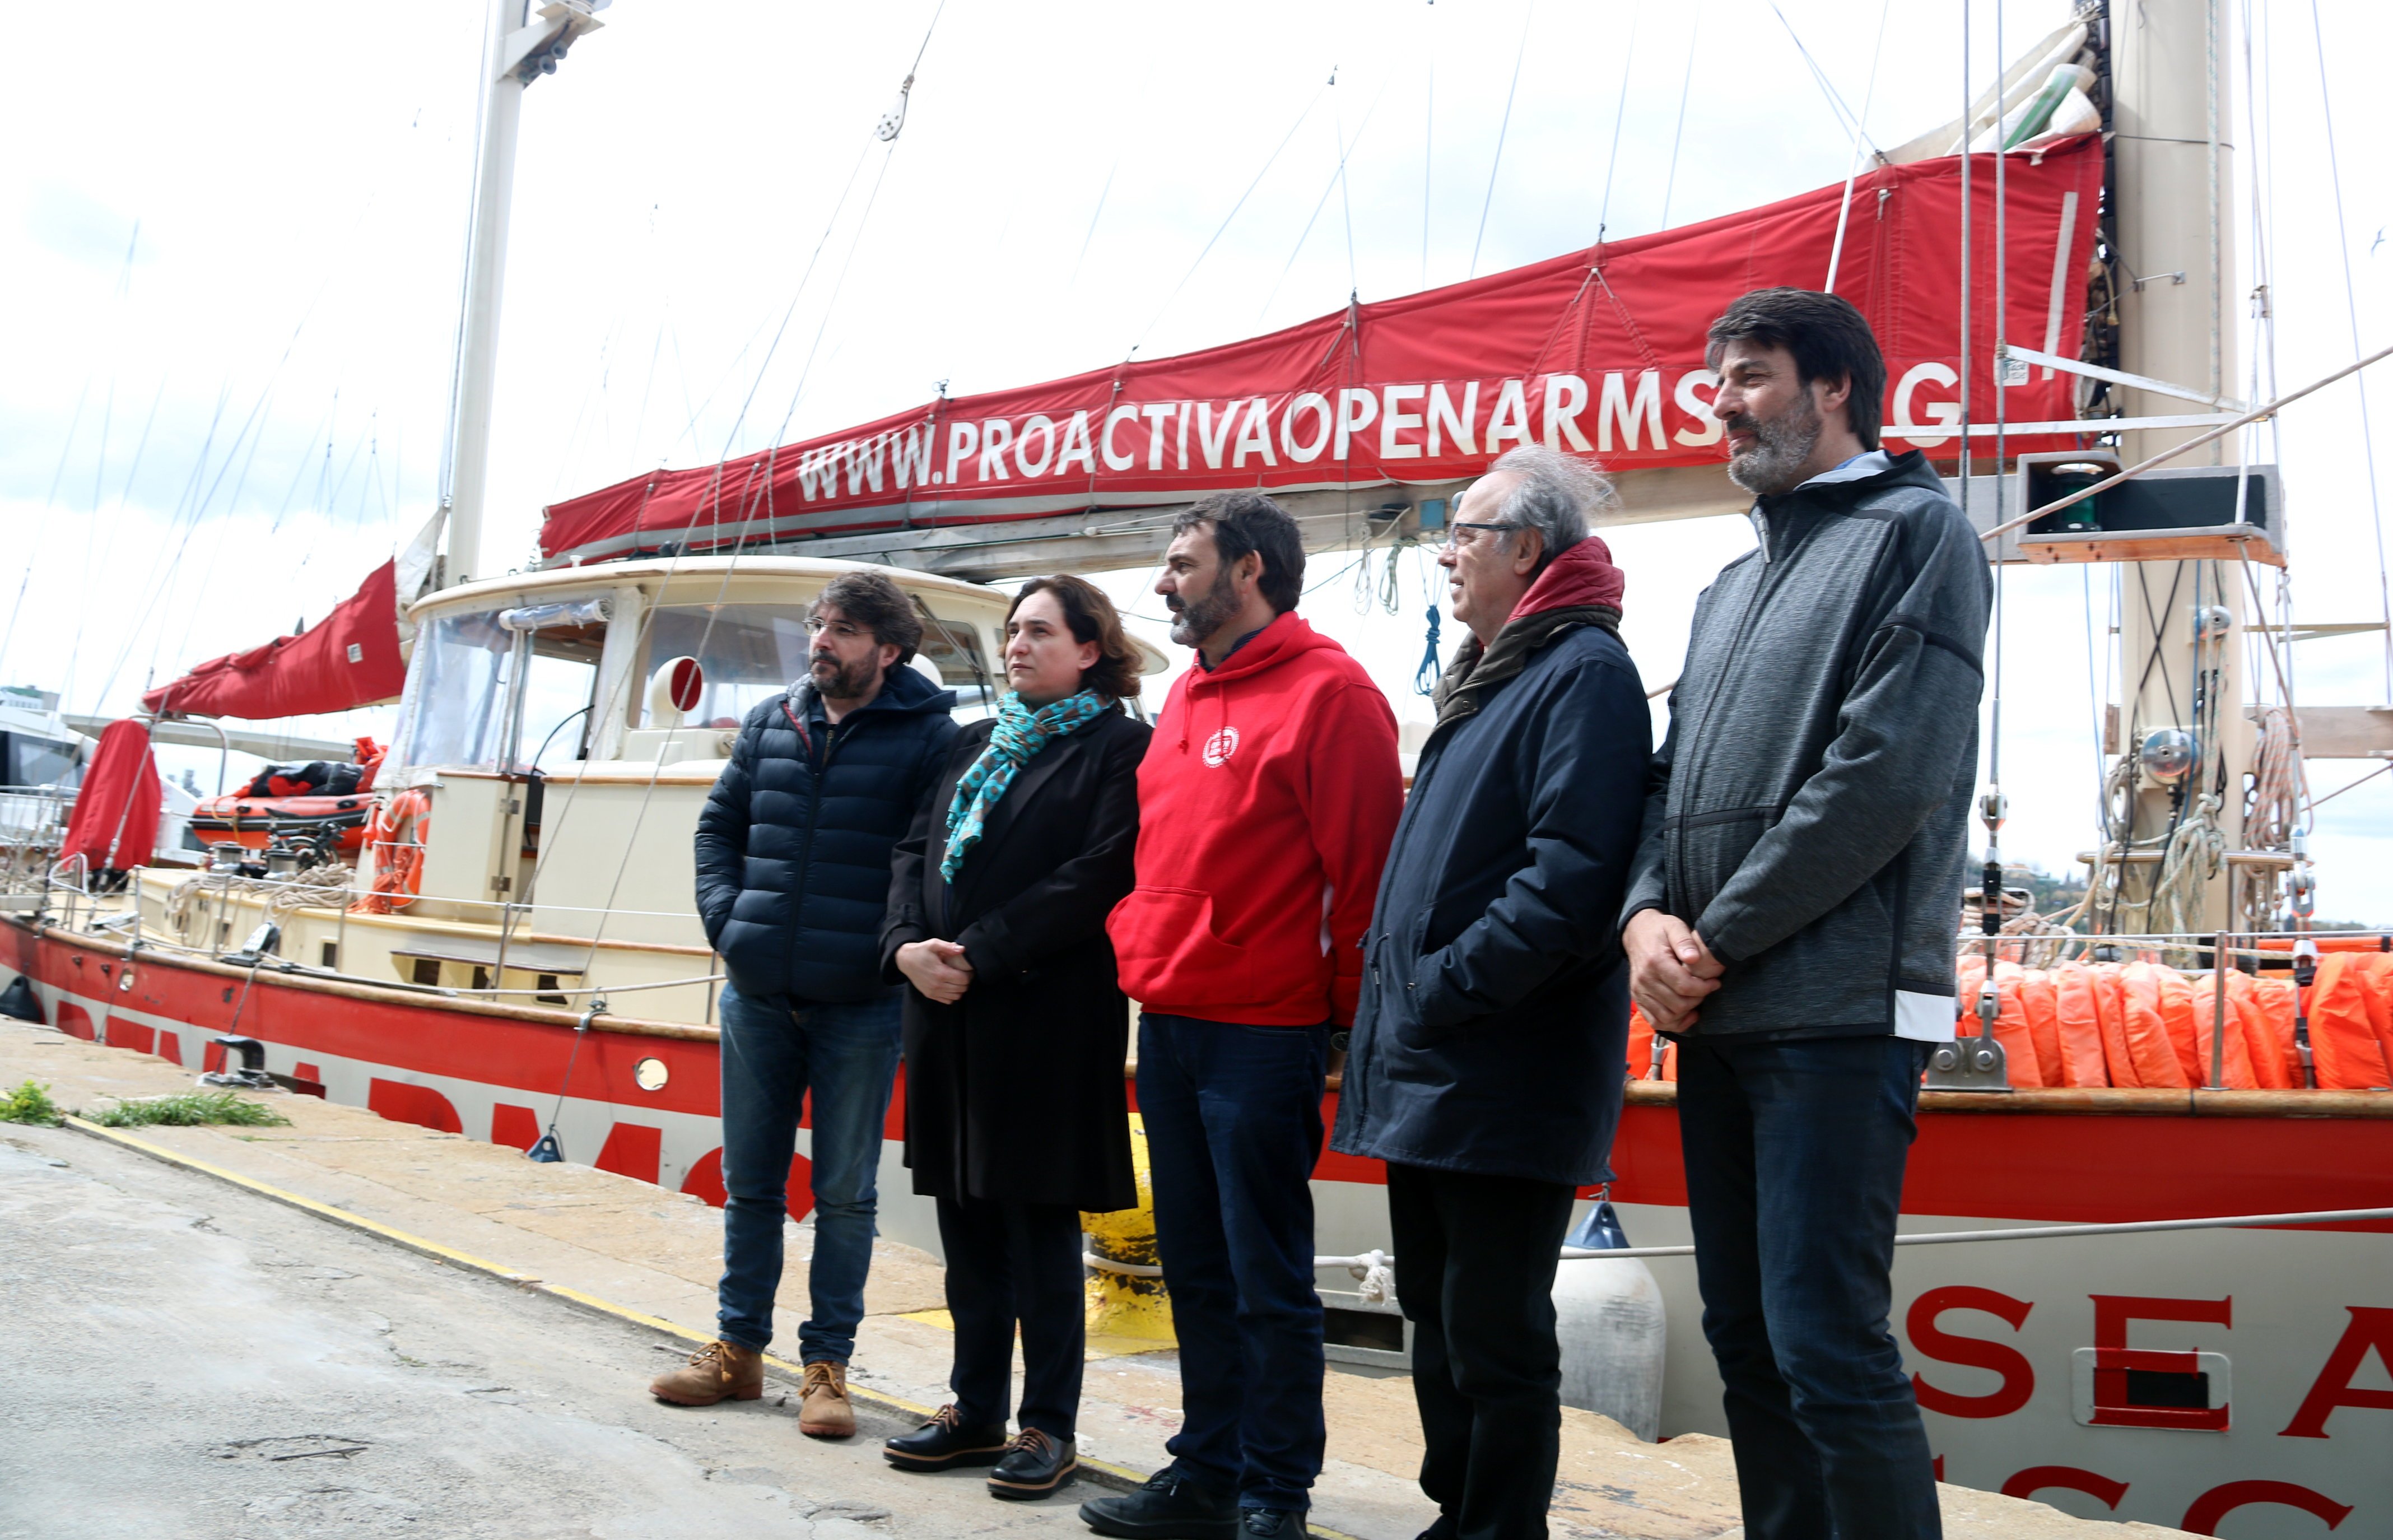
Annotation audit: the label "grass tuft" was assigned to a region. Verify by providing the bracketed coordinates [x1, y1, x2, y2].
[1, 1080, 63, 1127]
[87, 1091, 292, 1128]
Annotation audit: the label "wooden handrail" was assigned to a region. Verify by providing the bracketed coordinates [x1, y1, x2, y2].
[30, 920, 716, 1042]
[1624, 1079, 2393, 1119]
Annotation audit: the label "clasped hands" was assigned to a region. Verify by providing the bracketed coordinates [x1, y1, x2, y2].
[1624, 910, 1724, 1032]
[896, 938, 975, 1004]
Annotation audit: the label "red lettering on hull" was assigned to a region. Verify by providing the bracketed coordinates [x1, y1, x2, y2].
[2000, 1466, 2129, 1510]
[2280, 1308, 2393, 1439]
[2181, 1479, 2352, 1534]
[1910, 1287, 2036, 1418]
[2089, 1295, 2233, 1431]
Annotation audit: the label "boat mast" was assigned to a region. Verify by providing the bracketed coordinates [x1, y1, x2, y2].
[2106, 0, 2248, 936]
[439, 0, 611, 590]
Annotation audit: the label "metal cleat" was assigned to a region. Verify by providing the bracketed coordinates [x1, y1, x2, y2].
[1925, 980, 2013, 1091]
[200, 1035, 278, 1091]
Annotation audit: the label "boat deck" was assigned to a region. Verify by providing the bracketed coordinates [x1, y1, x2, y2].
[1, 1017, 2196, 1539]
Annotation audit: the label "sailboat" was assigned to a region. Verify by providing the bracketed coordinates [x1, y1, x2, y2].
[6, 1, 2389, 1532]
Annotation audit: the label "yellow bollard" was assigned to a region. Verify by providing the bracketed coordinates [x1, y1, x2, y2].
[1082, 1111, 1176, 1343]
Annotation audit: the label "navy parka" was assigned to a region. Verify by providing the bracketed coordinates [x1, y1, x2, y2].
[1330, 625, 1650, 1188]
[695, 666, 958, 1005]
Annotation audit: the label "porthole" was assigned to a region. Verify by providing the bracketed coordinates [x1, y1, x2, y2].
[634, 1057, 669, 1093]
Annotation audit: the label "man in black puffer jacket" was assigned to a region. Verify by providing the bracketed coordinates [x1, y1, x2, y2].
[651, 570, 957, 1438]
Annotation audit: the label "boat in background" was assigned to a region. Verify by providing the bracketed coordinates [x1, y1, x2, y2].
[6, 2, 2390, 1534]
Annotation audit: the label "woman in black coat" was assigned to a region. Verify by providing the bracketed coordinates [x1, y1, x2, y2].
[876, 574, 1149, 1501]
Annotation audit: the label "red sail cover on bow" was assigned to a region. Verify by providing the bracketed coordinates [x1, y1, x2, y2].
[141, 559, 408, 720]
[542, 140, 2105, 565]
[60, 719, 161, 873]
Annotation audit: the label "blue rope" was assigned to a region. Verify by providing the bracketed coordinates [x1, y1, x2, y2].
[1413, 604, 1443, 695]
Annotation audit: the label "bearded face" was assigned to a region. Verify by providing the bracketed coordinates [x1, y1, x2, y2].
[1723, 384, 1824, 498]
[809, 650, 881, 701]
[1165, 565, 1244, 649]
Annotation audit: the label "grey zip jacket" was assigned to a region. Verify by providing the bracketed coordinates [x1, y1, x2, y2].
[1621, 449, 1990, 1038]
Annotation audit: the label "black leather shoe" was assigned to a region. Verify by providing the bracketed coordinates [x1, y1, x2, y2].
[1078, 1467, 1239, 1538]
[883, 1404, 1009, 1471]
[1240, 1508, 1309, 1538]
[986, 1427, 1076, 1499]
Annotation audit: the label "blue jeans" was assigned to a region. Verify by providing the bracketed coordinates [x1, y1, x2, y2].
[716, 981, 902, 1363]
[1136, 1012, 1329, 1513]
[1675, 1032, 1942, 1540]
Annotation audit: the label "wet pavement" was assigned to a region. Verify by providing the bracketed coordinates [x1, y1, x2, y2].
[0, 1128, 1086, 1539]
[0, 1016, 2195, 1539]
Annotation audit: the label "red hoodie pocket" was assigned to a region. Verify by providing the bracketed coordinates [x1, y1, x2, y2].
[1109, 885, 1258, 1006]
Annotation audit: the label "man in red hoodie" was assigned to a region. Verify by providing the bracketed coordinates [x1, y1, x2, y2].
[1084, 492, 1403, 1540]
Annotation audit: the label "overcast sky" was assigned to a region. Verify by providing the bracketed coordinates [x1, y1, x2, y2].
[4, 0, 2389, 916]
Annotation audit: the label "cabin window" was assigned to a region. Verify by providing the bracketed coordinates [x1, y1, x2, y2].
[636, 601, 997, 729]
[395, 608, 603, 771]
[401, 609, 513, 768]
[916, 610, 998, 717]
[2, 732, 82, 789]
[638, 604, 817, 728]
[521, 627, 604, 769]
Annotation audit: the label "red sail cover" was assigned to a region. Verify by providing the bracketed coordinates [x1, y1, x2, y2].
[542, 141, 2105, 565]
[61, 719, 161, 873]
[141, 559, 408, 720]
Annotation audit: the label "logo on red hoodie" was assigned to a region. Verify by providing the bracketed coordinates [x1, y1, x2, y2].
[1201, 725, 1240, 767]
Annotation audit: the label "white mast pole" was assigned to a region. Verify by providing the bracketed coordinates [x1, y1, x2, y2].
[440, 1, 611, 590]
[2107, 0, 2250, 945]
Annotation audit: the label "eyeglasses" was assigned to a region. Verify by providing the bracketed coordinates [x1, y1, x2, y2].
[1438, 520, 1521, 552]
[804, 618, 869, 640]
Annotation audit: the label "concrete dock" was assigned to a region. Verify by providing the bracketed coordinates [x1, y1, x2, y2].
[0, 1018, 2194, 1539]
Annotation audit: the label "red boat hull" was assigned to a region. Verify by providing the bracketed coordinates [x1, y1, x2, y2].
[8, 916, 2390, 1535]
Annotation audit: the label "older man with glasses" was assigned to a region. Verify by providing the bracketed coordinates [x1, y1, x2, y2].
[1333, 445, 1649, 1540]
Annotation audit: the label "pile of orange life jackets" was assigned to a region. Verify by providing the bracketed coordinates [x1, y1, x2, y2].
[1622, 947, 2393, 1091]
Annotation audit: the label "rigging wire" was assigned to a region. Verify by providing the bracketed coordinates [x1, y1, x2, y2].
[1766, 1, 1883, 157]
[1658, 2, 1701, 231]
[524, 12, 950, 969]
[1421, 7, 1434, 289]
[1256, 75, 1394, 326]
[435, 0, 501, 517]
[760, 145, 906, 454]
[0, 380, 92, 688]
[1333, 72, 1360, 299]
[58, 379, 166, 711]
[1128, 82, 1331, 357]
[1469, 1, 1535, 280]
[8, 230, 134, 708]
[1593, 8, 1641, 245]
[1989, 0, 2008, 819]
[2304, 0, 2392, 697]
[1068, 162, 1118, 290]
[96, 188, 374, 712]
[1823, 0, 1891, 293]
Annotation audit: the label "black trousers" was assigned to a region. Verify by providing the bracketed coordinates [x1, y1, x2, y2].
[1387, 1162, 1580, 1540]
[935, 1193, 1086, 1438]
[1676, 1034, 1941, 1540]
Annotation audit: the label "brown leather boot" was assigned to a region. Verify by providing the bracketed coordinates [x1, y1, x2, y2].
[798, 1358, 856, 1438]
[648, 1339, 764, 1406]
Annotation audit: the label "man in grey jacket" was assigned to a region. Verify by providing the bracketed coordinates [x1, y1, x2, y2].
[1622, 288, 1989, 1540]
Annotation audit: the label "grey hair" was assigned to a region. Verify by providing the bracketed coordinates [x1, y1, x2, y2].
[1483, 445, 1615, 566]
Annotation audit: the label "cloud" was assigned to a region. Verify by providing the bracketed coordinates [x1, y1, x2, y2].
[21, 182, 147, 271]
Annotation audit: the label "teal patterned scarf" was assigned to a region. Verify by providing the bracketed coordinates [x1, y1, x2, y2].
[941, 688, 1109, 882]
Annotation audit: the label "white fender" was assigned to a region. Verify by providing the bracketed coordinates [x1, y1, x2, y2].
[1553, 1254, 1668, 1441]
